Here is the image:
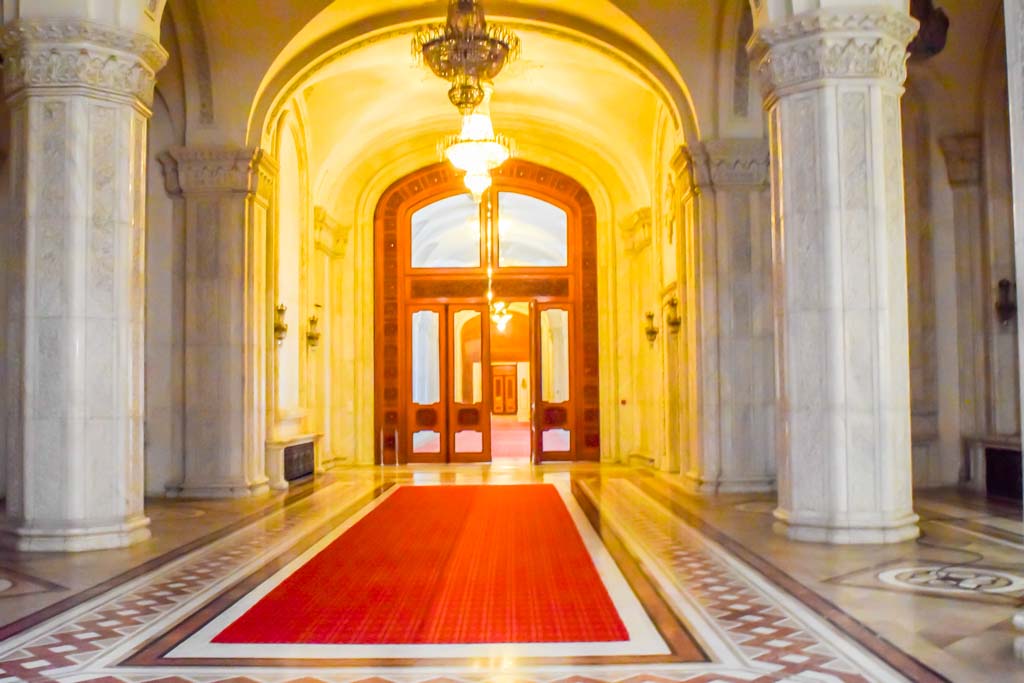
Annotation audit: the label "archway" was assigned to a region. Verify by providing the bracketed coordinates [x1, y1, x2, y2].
[243, 0, 696, 471]
[374, 160, 600, 464]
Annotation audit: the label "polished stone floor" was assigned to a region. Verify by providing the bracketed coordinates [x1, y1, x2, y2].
[0, 464, 1020, 682]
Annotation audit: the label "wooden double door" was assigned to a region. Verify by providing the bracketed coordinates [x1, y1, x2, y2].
[403, 300, 574, 464]
[492, 365, 518, 415]
[374, 160, 602, 465]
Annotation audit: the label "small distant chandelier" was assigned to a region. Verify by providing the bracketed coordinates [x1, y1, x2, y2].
[414, 0, 518, 200]
[439, 84, 515, 200]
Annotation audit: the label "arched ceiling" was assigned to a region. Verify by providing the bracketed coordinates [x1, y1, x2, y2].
[150, 0, 1013, 228]
[161, 0, 708, 147]
[297, 26, 665, 224]
[248, 0, 699, 145]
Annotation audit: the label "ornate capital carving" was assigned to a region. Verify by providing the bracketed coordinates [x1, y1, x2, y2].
[314, 206, 350, 258]
[939, 134, 982, 187]
[620, 208, 652, 254]
[702, 139, 771, 188]
[673, 140, 769, 191]
[0, 19, 168, 106]
[671, 146, 712, 193]
[159, 147, 279, 197]
[749, 8, 919, 100]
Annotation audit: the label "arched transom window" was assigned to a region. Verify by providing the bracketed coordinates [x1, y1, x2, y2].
[410, 191, 569, 270]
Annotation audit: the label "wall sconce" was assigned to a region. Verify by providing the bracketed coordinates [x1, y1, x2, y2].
[307, 315, 321, 348]
[644, 312, 659, 343]
[996, 279, 1017, 327]
[274, 304, 288, 346]
[665, 297, 682, 334]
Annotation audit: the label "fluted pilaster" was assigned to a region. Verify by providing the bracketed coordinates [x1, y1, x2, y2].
[680, 139, 776, 495]
[159, 146, 278, 498]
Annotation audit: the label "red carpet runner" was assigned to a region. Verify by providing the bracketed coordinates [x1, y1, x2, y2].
[214, 484, 630, 644]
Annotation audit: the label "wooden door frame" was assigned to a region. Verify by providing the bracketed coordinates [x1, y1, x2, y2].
[374, 160, 600, 464]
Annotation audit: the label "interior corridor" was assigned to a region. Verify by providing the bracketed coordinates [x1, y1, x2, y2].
[0, 1, 1023, 680]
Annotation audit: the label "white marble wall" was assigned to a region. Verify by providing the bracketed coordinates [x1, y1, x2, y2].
[616, 208, 663, 465]
[902, 93, 942, 485]
[0, 152, 9, 501]
[144, 96, 185, 496]
[0, 19, 167, 550]
[159, 147, 276, 498]
[669, 153, 721, 487]
[332, 228, 359, 464]
[1000, 0, 1024, 662]
[313, 207, 349, 467]
[982, 49, 1022, 437]
[939, 136, 990, 438]
[751, 7, 920, 543]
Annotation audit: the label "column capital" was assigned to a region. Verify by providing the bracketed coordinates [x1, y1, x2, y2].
[702, 139, 771, 189]
[672, 140, 770, 191]
[0, 19, 168, 106]
[314, 206, 350, 258]
[158, 146, 279, 197]
[619, 207, 652, 254]
[671, 146, 712, 193]
[939, 134, 983, 187]
[749, 8, 918, 101]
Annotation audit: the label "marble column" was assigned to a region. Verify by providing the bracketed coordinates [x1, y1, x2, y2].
[159, 147, 277, 498]
[939, 135, 990, 438]
[750, 8, 920, 543]
[0, 20, 167, 550]
[1000, 0, 1024, 661]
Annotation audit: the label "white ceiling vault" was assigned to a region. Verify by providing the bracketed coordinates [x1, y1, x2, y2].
[152, 0, 731, 231]
[241, 0, 699, 230]
[144, 0, 1008, 229]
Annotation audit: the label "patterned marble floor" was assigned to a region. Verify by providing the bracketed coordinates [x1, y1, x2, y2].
[0, 465, 1020, 682]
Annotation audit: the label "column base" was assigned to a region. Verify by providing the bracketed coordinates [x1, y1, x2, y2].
[0, 515, 151, 552]
[319, 455, 344, 472]
[166, 479, 270, 499]
[681, 472, 777, 495]
[773, 508, 920, 544]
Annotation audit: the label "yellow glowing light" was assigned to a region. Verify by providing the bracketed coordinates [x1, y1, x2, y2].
[462, 171, 494, 198]
[491, 300, 512, 333]
[439, 84, 513, 200]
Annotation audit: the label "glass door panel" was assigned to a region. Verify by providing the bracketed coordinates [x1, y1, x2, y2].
[535, 305, 574, 461]
[412, 310, 441, 405]
[449, 306, 490, 462]
[407, 306, 446, 463]
[497, 192, 568, 267]
[410, 194, 481, 268]
[540, 308, 570, 403]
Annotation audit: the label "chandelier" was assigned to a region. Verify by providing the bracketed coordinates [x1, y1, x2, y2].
[413, 0, 521, 114]
[415, 0, 519, 329]
[439, 84, 515, 201]
[415, 0, 518, 201]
